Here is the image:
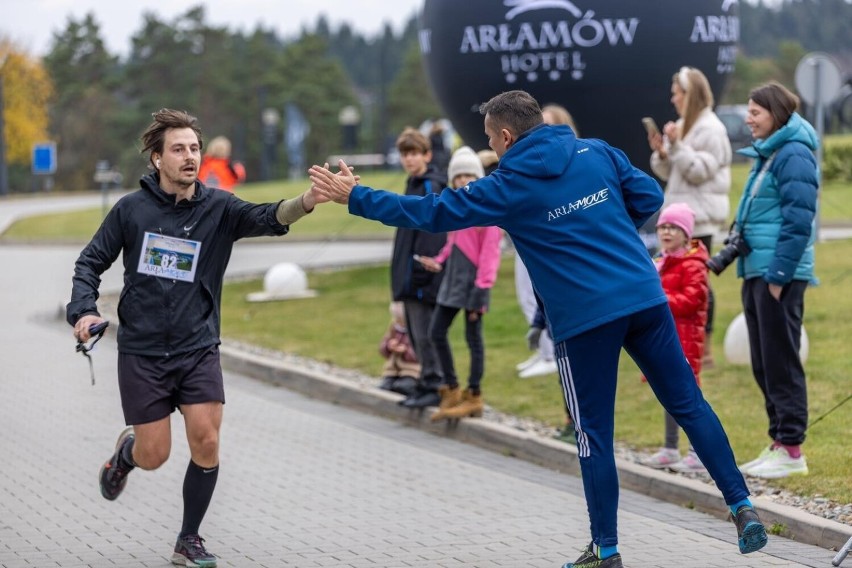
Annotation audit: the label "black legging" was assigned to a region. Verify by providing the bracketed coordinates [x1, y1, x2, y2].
[429, 304, 484, 392]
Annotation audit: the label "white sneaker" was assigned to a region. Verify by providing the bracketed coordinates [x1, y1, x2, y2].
[516, 353, 541, 372]
[643, 448, 681, 469]
[518, 358, 558, 378]
[738, 445, 774, 475]
[670, 451, 707, 473]
[746, 446, 808, 479]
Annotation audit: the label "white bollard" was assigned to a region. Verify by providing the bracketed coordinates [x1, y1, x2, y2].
[246, 262, 317, 302]
[723, 312, 808, 365]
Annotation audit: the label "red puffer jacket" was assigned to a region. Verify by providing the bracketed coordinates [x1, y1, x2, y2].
[654, 240, 709, 384]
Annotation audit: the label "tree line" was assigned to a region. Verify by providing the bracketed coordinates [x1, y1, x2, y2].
[0, 0, 850, 193]
[2, 6, 443, 192]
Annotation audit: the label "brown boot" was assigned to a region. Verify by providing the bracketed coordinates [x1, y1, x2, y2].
[430, 385, 463, 422]
[441, 389, 484, 419]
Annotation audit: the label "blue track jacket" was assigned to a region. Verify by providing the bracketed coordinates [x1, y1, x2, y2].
[349, 124, 667, 343]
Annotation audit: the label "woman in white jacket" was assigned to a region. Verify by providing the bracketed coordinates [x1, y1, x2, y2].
[648, 66, 732, 369]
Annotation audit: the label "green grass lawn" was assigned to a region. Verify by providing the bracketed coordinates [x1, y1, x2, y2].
[220, 239, 852, 504]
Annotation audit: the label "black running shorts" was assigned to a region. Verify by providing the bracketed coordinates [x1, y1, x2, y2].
[117, 345, 225, 425]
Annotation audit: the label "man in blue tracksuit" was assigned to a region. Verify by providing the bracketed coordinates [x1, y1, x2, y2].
[309, 90, 767, 568]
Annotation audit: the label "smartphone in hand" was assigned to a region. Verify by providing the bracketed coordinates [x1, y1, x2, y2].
[642, 117, 660, 136]
[414, 254, 440, 272]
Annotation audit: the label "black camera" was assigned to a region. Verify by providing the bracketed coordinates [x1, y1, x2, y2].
[706, 231, 751, 275]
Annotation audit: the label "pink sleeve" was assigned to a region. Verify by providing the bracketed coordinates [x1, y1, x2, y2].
[474, 227, 503, 289]
[433, 232, 455, 265]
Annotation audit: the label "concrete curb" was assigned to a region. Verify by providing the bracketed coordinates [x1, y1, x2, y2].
[220, 343, 852, 553]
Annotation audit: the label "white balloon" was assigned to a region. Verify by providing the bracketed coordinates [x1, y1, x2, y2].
[723, 312, 808, 366]
[246, 262, 317, 302]
[263, 262, 308, 296]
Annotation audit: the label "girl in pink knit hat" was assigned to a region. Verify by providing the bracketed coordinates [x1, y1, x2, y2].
[643, 202, 711, 473]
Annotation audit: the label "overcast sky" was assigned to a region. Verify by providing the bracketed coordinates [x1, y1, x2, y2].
[2, 0, 423, 57]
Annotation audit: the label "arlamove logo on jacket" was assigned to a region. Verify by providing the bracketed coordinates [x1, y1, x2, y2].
[548, 188, 609, 221]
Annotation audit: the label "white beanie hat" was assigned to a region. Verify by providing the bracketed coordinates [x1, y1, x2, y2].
[447, 146, 485, 184]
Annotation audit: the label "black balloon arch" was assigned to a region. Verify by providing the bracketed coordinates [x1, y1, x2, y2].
[419, 0, 740, 170]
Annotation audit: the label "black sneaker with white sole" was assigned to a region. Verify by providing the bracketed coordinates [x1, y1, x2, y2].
[98, 426, 134, 501]
[172, 534, 217, 567]
[561, 543, 624, 568]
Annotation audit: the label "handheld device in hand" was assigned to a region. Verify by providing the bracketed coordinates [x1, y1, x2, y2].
[413, 254, 423, 263]
[76, 321, 110, 386]
[88, 321, 109, 336]
[642, 117, 660, 136]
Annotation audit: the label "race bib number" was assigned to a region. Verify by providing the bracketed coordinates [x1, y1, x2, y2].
[137, 232, 202, 283]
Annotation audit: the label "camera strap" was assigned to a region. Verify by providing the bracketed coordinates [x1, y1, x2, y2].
[738, 151, 778, 230]
[749, 151, 778, 198]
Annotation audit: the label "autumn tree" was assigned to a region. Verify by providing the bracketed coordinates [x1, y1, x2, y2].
[1, 37, 53, 191]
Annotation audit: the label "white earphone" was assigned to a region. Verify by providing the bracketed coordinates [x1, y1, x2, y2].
[155, 159, 161, 168]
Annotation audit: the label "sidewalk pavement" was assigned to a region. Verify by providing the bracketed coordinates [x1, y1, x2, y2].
[1, 195, 850, 567]
[220, 343, 852, 555]
[1, 241, 847, 568]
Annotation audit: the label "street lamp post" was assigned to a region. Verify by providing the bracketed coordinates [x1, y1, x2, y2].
[339, 105, 361, 151]
[261, 107, 280, 181]
[0, 53, 9, 196]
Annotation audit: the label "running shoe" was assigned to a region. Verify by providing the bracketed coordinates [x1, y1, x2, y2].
[99, 426, 134, 501]
[561, 543, 623, 568]
[746, 446, 808, 479]
[733, 505, 768, 554]
[518, 358, 558, 378]
[738, 444, 774, 475]
[643, 447, 681, 469]
[670, 451, 707, 473]
[172, 534, 217, 567]
[516, 353, 541, 372]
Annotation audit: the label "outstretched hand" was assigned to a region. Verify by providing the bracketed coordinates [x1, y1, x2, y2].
[309, 159, 357, 204]
[304, 163, 335, 209]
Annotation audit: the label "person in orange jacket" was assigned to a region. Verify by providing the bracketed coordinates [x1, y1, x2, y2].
[198, 136, 246, 193]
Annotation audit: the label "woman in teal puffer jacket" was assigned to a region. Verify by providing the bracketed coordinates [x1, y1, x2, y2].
[731, 81, 818, 480]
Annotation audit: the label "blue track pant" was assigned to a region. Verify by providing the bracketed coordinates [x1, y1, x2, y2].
[556, 303, 749, 547]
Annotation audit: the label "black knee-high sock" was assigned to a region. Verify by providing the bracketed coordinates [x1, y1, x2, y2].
[180, 460, 219, 537]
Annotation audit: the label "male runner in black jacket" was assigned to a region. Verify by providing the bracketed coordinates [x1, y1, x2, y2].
[68, 108, 328, 567]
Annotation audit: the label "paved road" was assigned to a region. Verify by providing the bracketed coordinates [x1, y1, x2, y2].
[0, 201, 841, 566]
[0, 192, 121, 234]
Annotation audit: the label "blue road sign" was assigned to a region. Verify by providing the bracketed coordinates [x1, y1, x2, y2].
[32, 142, 57, 175]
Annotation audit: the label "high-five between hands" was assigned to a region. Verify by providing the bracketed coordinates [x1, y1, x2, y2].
[309, 160, 358, 204]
